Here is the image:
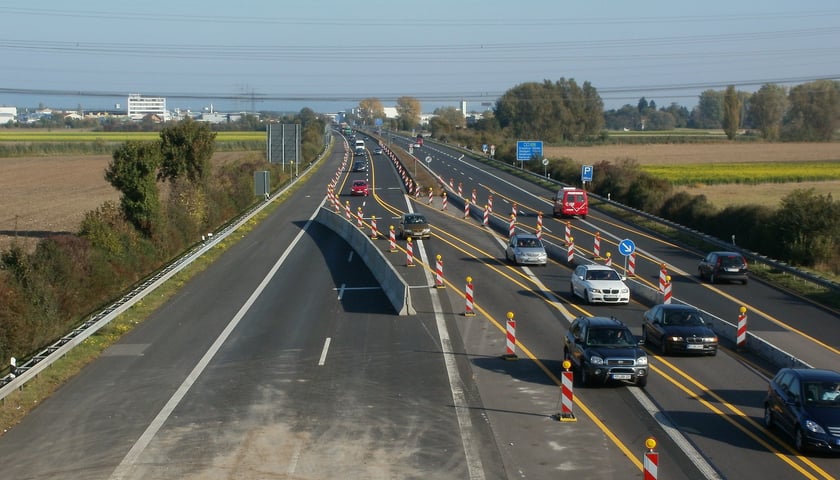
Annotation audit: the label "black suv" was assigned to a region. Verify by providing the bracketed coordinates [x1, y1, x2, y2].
[698, 251, 748, 285]
[563, 316, 648, 387]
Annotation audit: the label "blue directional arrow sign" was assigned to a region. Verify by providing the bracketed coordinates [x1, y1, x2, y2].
[618, 239, 636, 256]
[581, 165, 593, 182]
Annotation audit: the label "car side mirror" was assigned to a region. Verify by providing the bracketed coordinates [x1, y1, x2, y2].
[621, 276, 627, 281]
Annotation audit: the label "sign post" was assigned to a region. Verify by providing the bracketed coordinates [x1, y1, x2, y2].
[581, 165, 593, 187]
[516, 141, 543, 169]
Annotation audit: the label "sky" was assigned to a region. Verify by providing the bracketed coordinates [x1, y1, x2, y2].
[1, 1, 839, 115]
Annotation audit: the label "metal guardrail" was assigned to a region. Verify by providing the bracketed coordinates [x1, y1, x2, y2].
[0, 140, 335, 399]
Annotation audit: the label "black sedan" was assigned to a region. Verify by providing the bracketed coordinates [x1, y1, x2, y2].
[764, 368, 840, 453]
[642, 304, 718, 355]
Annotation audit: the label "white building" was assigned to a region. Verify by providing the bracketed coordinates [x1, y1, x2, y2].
[0, 106, 17, 124]
[127, 94, 170, 121]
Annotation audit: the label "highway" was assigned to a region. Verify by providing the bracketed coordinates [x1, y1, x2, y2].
[0, 132, 838, 479]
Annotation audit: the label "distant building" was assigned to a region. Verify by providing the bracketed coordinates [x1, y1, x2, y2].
[0, 106, 17, 124]
[127, 94, 170, 122]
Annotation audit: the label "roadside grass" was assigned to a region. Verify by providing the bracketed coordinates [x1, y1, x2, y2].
[0, 143, 327, 435]
[641, 161, 840, 185]
[0, 131, 265, 142]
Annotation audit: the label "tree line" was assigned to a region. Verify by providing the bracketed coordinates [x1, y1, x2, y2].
[0, 112, 327, 373]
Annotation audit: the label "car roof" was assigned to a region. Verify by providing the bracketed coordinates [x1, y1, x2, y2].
[580, 316, 627, 328]
[654, 304, 698, 312]
[779, 368, 840, 381]
[514, 233, 539, 239]
[353, 180, 367, 184]
[710, 251, 743, 257]
[583, 264, 617, 271]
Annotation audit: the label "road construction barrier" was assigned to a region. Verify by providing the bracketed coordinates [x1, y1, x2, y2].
[593, 232, 601, 259]
[428, 187, 434, 205]
[449, 178, 454, 189]
[464, 200, 470, 219]
[737, 306, 748, 350]
[502, 311, 517, 360]
[567, 237, 575, 264]
[509, 213, 516, 238]
[344, 201, 352, 221]
[465, 277, 476, 316]
[458, 182, 463, 198]
[406, 238, 414, 267]
[441, 192, 447, 211]
[370, 215, 378, 239]
[388, 226, 397, 252]
[628, 252, 636, 276]
[536, 212, 543, 240]
[488, 195, 493, 215]
[483, 205, 489, 227]
[643, 437, 659, 480]
[659, 264, 668, 294]
[472, 188, 477, 206]
[663, 276, 672, 304]
[565, 221, 571, 245]
[356, 207, 364, 229]
[435, 255, 445, 288]
[604, 252, 612, 267]
[553, 360, 577, 422]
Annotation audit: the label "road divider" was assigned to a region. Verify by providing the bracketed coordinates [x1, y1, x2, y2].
[314, 207, 415, 316]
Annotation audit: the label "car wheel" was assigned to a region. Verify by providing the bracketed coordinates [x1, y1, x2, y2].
[585, 289, 594, 304]
[580, 367, 591, 387]
[636, 375, 647, 388]
[795, 427, 807, 453]
[763, 405, 773, 429]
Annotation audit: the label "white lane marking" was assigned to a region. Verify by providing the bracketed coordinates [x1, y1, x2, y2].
[630, 388, 723, 480]
[110, 202, 323, 480]
[337, 283, 346, 300]
[408, 200, 486, 480]
[318, 338, 331, 366]
[348, 250, 355, 262]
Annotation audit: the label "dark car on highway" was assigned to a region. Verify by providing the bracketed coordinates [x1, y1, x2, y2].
[764, 368, 840, 453]
[642, 304, 718, 355]
[698, 251, 748, 285]
[563, 316, 648, 387]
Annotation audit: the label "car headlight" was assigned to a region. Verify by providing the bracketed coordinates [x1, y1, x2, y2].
[590, 288, 602, 293]
[804, 419, 826, 434]
[636, 356, 648, 366]
[589, 355, 604, 365]
[667, 336, 684, 342]
[620, 288, 629, 293]
[703, 336, 718, 343]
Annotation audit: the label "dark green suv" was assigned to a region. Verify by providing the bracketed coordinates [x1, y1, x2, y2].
[563, 316, 648, 387]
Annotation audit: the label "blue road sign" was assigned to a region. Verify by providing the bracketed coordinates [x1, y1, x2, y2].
[581, 165, 594, 182]
[516, 141, 543, 161]
[618, 239, 636, 256]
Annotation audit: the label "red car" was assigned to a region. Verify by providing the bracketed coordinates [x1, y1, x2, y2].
[351, 180, 369, 196]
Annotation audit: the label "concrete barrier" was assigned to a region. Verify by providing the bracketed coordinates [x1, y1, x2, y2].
[314, 206, 415, 316]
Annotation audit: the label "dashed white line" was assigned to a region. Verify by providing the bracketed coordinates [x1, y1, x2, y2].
[318, 338, 331, 366]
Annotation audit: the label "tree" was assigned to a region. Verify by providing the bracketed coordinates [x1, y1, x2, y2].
[661, 103, 690, 128]
[604, 104, 640, 130]
[396, 96, 421, 130]
[158, 118, 217, 183]
[771, 189, 839, 265]
[495, 78, 603, 142]
[691, 90, 724, 129]
[722, 85, 742, 140]
[783, 80, 839, 141]
[429, 106, 466, 140]
[748, 83, 787, 140]
[358, 98, 384, 126]
[105, 141, 162, 236]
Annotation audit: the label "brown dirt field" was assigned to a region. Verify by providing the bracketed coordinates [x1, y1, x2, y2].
[0, 152, 249, 253]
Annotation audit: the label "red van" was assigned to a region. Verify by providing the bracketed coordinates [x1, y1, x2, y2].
[553, 187, 588, 219]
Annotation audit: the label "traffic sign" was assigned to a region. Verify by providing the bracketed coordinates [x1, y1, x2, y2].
[516, 141, 543, 161]
[618, 239, 636, 256]
[581, 165, 593, 182]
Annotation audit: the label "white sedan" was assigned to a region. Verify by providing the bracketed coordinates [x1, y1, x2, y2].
[570, 264, 630, 304]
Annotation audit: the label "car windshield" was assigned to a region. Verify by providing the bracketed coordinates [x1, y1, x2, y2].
[517, 238, 539, 248]
[405, 215, 426, 224]
[804, 381, 840, 406]
[586, 328, 635, 346]
[664, 311, 705, 326]
[353, 181, 366, 187]
[719, 256, 743, 267]
[585, 269, 620, 281]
